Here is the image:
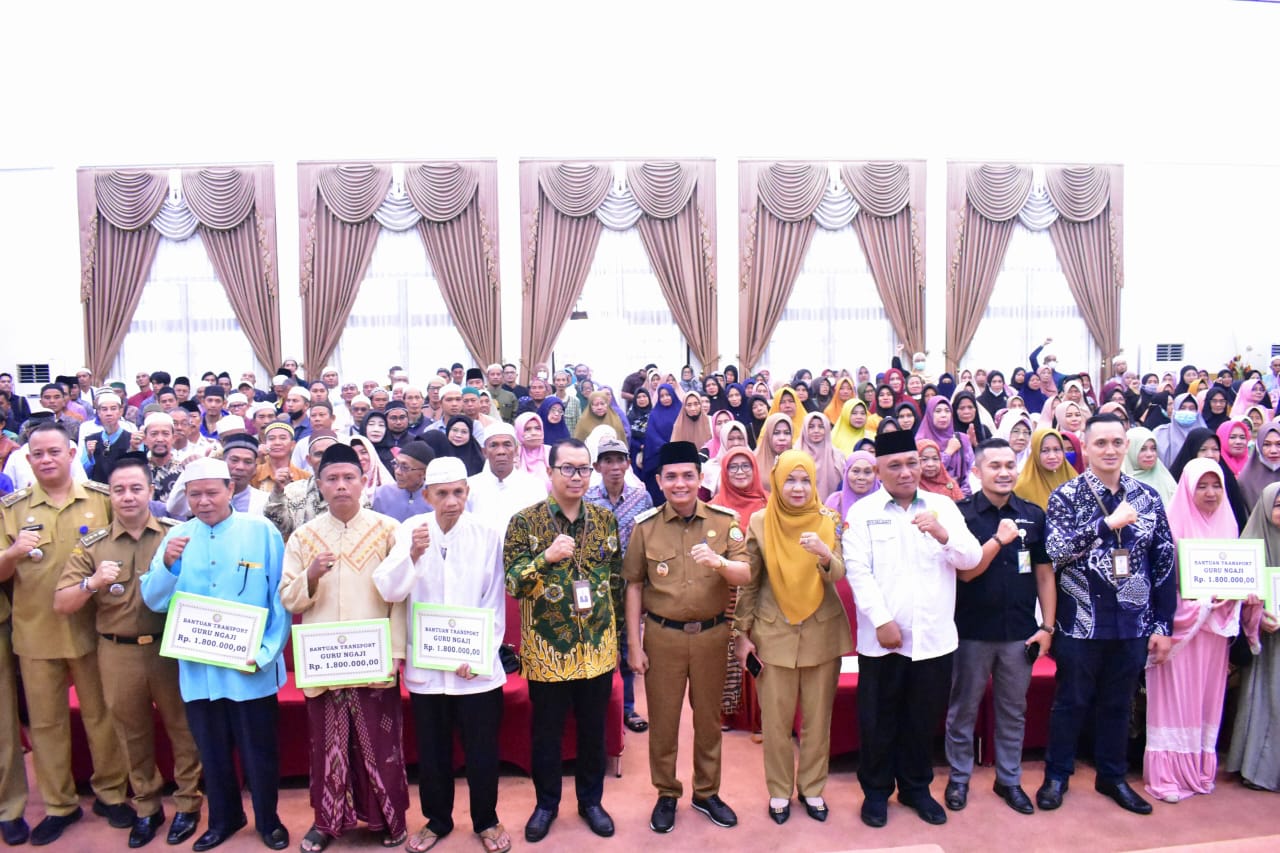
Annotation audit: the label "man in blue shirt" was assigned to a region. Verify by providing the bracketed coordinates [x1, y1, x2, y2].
[141, 458, 290, 851]
[1037, 414, 1176, 816]
[372, 440, 434, 522]
[80, 392, 138, 483]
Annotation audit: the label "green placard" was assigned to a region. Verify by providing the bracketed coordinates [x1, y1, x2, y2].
[291, 618, 395, 689]
[159, 591, 269, 673]
[1265, 567, 1280, 617]
[411, 602, 495, 677]
[1177, 538, 1265, 601]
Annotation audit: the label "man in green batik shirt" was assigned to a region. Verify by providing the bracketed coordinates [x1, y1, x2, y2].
[504, 437, 622, 845]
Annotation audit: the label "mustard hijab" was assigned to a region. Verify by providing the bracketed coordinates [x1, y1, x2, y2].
[831, 398, 870, 454]
[763, 450, 838, 624]
[1014, 428, 1078, 509]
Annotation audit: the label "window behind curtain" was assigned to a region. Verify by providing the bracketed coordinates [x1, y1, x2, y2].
[961, 224, 1100, 379]
[552, 227, 691, 386]
[333, 227, 469, 385]
[114, 236, 262, 381]
[758, 226, 896, 379]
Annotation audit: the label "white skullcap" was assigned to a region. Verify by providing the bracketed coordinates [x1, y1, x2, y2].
[1112, 354, 1126, 364]
[177, 457, 230, 486]
[349, 394, 370, 406]
[440, 383, 463, 397]
[483, 422, 516, 443]
[143, 412, 174, 430]
[272, 374, 289, 385]
[423, 456, 468, 485]
[215, 415, 246, 435]
[75, 367, 91, 376]
[286, 386, 310, 400]
[322, 365, 338, 375]
[95, 392, 121, 408]
[248, 402, 275, 416]
[227, 392, 248, 405]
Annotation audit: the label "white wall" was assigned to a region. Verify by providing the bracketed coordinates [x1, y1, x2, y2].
[2, 0, 1278, 381]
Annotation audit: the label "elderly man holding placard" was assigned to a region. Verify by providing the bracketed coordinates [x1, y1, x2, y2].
[280, 442, 408, 852]
[141, 457, 291, 851]
[373, 456, 511, 853]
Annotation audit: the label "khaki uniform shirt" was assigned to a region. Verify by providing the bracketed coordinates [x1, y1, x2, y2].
[1, 481, 112, 658]
[622, 501, 747, 622]
[58, 515, 176, 637]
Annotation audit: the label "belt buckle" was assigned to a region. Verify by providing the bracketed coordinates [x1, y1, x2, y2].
[683, 622, 702, 635]
[137, 635, 154, 646]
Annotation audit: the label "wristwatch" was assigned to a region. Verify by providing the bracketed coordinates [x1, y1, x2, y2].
[718, 555, 729, 570]
[80, 577, 98, 594]
[1038, 623, 1055, 635]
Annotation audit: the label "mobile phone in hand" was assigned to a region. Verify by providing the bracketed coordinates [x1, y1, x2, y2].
[745, 651, 763, 677]
[1024, 643, 1040, 665]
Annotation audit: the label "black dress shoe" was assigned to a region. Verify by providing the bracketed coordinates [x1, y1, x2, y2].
[128, 811, 165, 848]
[625, 711, 649, 733]
[768, 802, 790, 825]
[1036, 778, 1068, 810]
[1095, 779, 1153, 815]
[167, 811, 200, 845]
[191, 815, 247, 852]
[994, 782, 1035, 815]
[30, 808, 82, 847]
[944, 780, 969, 811]
[899, 793, 946, 825]
[523, 806, 556, 843]
[860, 798, 888, 828]
[260, 825, 289, 850]
[0, 818, 29, 846]
[691, 795, 737, 828]
[577, 804, 614, 838]
[649, 796, 677, 833]
[93, 798, 137, 829]
[799, 798, 828, 822]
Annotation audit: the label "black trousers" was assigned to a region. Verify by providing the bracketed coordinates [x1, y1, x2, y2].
[409, 688, 503, 836]
[856, 653, 953, 802]
[185, 695, 282, 834]
[528, 670, 613, 810]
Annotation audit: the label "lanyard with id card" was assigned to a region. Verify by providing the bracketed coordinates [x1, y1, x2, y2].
[1016, 527, 1031, 574]
[552, 500, 594, 615]
[1084, 479, 1130, 579]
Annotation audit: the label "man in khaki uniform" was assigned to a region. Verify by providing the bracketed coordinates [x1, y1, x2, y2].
[53, 453, 203, 847]
[0, 585, 27, 846]
[624, 441, 749, 834]
[0, 422, 130, 846]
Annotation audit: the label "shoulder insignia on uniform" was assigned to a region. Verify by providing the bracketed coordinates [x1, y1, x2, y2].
[634, 507, 660, 524]
[0, 489, 29, 508]
[79, 528, 109, 548]
[157, 517, 182, 527]
[83, 481, 111, 495]
[707, 503, 738, 517]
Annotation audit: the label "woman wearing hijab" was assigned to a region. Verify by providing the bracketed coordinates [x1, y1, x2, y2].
[1239, 421, 1280, 507]
[701, 419, 750, 501]
[997, 411, 1035, 472]
[514, 412, 552, 485]
[538, 397, 570, 446]
[1017, 370, 1051, 416]
[755, 413, 794, 494]
[596, 385, 631, 440]
[1168, 428, 1250, 530]
[831, 399, 874, 454]
[1201, 387, 1233, 432]
[1231, 378, 1271, 421]
[361, 409, 397, 471]
[1225, 482, 1280, 791]
[735, 450, 850, 824]
[670, 389, 713, 453]
[723, 365, 740, 388]
[953, 391, 992, 446]
[894, 400, 920, 436]
[873, 385, 896, 421]
[627, 388, 653, 454]
[1154, 393, 1207, 468]
[1173, 364, 1200, 396]
[724, 383, 752, 424]
[976, 370, 1009, 418]
[915, 397, 974, 496]
[703, 375, 728, 414]
[883, 367, 909, 404]
[1145, 459, 1262, 803]
[349, 433, 392, 502]
[747, 395, 771, 449]
[917, 437, 966, 501]
[797, 412, 845, 501]
[1052, 399, 1088, 440]
[1123, 427, 1177, 505]
[713, 447, 770, 735]
[1014, 428, 1077, 510]
[639, 383, 682, 502]
[825, 451, 880, 519]
[768, 386, 806, 437]
[1217, 420, 1252, 477]
[574, 390, 626, 442]
[810, 376, 834, 416]
[423, 415, 486, 476]
[794, 381, 821, 415]
[936, 372, 958, 403]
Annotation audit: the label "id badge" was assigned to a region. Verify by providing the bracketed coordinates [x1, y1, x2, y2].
[572, 579, 594, 613]
[1112, 548, 1130, 578]
[1017, 549, 1032, 575]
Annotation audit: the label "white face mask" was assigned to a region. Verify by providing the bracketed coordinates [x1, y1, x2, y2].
[913, 361, 927, 372]
[1044, 360, 1058, 369]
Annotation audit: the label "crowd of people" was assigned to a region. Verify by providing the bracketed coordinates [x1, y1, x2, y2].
[1, 339, 1280, 851]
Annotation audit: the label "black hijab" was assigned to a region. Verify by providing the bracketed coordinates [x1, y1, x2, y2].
[976, 370, 1008, 418]
[895, 400, 921, 437]
[362, 410, 395, 470]
[953, 390, 992, 443]
[875, 384, 897, 419]
[423, 415, 486, 476]
[1201, 386, 1232, 432]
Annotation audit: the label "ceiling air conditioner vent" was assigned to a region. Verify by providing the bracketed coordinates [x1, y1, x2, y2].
[1155, 344, 1184, 362]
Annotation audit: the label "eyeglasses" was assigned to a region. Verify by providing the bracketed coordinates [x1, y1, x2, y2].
[394, 463, 425, 474]
[726, 463, 753, 474]
[555, 465, 593, 479]
[1010, 427, 1031, 437]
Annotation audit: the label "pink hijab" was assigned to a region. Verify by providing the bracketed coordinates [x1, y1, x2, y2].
[1215, 419, 1251, 477]
[514, 412, 551, 481]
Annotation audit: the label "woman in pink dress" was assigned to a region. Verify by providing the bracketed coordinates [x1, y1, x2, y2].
[1144, 457, 1262, 802]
